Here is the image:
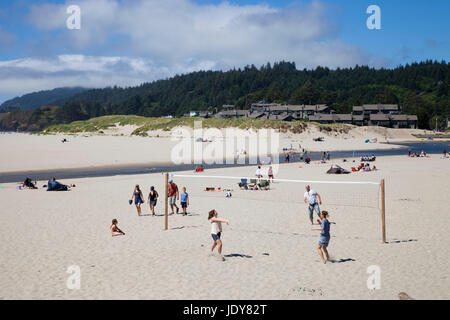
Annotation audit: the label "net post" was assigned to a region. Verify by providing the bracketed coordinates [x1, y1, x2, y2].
[164, 172, 169, 231]
[381, 179, 386, 244]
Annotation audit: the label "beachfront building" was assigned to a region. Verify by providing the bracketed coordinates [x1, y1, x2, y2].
[249, 103, 334, 119]
[351, 104, 418, 128]
[353, 104, 402, 125]
[368, 114, 418, 128]
[210, 102, 418, 128]
[214, 109, 248, 119]
[308, 114, 353, 125]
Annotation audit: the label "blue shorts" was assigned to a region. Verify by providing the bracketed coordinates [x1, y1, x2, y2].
[308, 203, 321, 220]
[211, 232, 221, 241]
[318, 237, 330, 248]
[181, 202, 187, 208]
[135, 199, 143, 205]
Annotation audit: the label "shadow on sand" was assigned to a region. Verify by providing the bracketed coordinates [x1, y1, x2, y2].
[388, 239, 418, 244]
[329, 258, 356, 264]
[224, 253, 253, 259]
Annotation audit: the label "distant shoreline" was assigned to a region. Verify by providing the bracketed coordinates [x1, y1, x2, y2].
[1, 141, 438, 184]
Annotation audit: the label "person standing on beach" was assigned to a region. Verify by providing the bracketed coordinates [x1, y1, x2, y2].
[180, 187, 189, 216]
[208, 209, 230, 261]
[408, 148, 411, 157]
[255, 166, 263, 179]
[312, 211, 331, 264]
[168, 179, 179, 214]
[304, 185, 322, 225]
[148, 186, 159, 216]
[268, 166, 274, 181]
[131, 184, 144, 216]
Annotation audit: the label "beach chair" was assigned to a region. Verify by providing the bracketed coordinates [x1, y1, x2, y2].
[238, 178, 249, 190]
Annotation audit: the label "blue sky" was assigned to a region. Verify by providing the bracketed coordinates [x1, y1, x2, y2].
[0, 0, 449, 103]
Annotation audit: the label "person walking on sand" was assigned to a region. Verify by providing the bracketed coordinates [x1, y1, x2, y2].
[110, 219, 125, 236]
[168, 179, 179, 214]
[268, 166, 274, 181]
[304, 185, 322, 225]
[208, 209, 230, 261]
[131, 184, 144, 216]
[148, 186, 159, 216]
[180, 187, 190, 216]
[312, 211, 331, 264]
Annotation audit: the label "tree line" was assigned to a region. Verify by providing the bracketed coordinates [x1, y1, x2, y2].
[1, 60, 449, 131]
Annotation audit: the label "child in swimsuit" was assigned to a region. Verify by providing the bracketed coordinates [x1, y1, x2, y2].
[110, 219, 125, 236]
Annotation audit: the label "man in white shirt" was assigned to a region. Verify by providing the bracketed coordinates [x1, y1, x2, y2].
[304, 185, 322, 225]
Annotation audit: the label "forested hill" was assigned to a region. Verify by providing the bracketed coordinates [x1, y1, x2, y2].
[1, 61, 449, 131]
[56, 60, 449, 127]
[0, 87, 88, 112]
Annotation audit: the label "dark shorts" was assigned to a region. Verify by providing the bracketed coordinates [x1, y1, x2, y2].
[150, 200, 157, 207]
[181, 202, 187, 208]
[211, 232, 221, 241]
[135, 199, 143, 205]
[318, 237, 330, 248]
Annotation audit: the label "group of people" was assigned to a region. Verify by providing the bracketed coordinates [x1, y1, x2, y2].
[129, 180, 190, 217]
[321, 151, 331, 163]
[207, 184, 332, 264]
[255, 165, 274, 181]
[408, 148, 429, 158]
[360, 155, 376, 162]
[354, 163, 377, 172]
[114, 178, 332, 264]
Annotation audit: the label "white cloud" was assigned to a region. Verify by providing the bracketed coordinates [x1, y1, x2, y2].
[26, 0, 368, 68]
[0, 54, 218, 95]
[0, 0, 378, 98]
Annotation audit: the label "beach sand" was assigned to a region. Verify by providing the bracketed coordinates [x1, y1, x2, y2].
[0, 155, 449, 300]
[0, 125, 424, 173]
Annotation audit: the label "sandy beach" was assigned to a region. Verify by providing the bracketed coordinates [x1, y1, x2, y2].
[0, 125, 425, 173]
[0, 152, 449, 300]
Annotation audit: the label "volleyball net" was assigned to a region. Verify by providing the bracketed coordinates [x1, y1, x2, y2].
[162, 173, 386, 243]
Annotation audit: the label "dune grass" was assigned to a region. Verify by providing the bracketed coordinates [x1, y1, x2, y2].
[42, 115, 351, 136]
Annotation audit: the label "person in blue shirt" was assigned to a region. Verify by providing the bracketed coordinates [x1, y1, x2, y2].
[180, 187, 190, 216]
[312, 211, 331, 264]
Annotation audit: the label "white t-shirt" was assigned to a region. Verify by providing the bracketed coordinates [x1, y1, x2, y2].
[211, 221, 222, 235]
[255, 168, 262, 176]
[304, 190, 319, 205]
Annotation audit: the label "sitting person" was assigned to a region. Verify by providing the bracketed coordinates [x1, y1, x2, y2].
[47, 177, 70, 191]
[110, 219, 125, 236]
[23, 178, 38, 189]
